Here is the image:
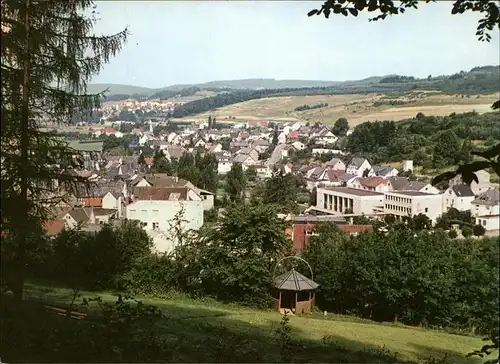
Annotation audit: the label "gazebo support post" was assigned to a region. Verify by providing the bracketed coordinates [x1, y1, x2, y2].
[278, 290, 282, 310]
[295, 292, 298, 312]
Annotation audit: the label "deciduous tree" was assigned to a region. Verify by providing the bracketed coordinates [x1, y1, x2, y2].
[332, 118, 349, 137]
[225, 163, 246, 203]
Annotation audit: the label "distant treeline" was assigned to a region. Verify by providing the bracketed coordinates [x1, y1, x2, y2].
[293, 102, 328, 112]
[379, 75, 416, 83]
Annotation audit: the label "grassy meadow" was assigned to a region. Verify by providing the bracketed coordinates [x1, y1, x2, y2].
[12, 280, 491, 364]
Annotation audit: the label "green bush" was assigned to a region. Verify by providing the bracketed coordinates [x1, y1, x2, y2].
[473, 224, 486, 237]
[461, 226, 473, 238]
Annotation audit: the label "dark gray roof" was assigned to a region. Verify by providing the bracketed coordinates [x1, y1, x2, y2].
[473, 189, 500, 206]
[451, 184, 474, 197]
[348, 157, 367, 168]
[373, 165, 396, 176]
[274, 269, 319, 291]
[310, 166, 326, 179]
[252, 139, 269, 146]
[67, 208, 89, 223]
[338, 173, 357, 182]
[388, 177, 428, 192]
[233, 154, 251, 163]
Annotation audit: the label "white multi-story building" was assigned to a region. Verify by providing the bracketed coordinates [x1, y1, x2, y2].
[384, 191, 443, 224]
[126, 187, 204, 253]
[316, 187, 384, 216]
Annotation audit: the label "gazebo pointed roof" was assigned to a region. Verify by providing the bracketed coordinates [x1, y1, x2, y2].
[274, 269, 319, 291]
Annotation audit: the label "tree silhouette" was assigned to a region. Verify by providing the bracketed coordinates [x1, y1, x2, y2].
[1, 0, 128, 301]
[308, 0, 499, 42]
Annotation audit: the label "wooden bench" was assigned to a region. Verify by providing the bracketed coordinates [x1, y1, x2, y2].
[44, 305, 87, 320]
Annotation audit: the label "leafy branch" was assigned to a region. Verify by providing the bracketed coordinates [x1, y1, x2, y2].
[308, 0, 500, 42]
[431, 142, 500, 186]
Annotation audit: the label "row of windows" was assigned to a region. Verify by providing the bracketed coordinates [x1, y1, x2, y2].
[385, 204, 411, 214]
[386, 195, 411, 204]
[385, 204, 429, 214]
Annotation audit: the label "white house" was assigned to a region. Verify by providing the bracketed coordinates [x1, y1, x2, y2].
[206, 143, 223, 154]
[311, 129, 338, 146]
[291, 141, 306, 151]
[312, 148, 345, 156]
[305, 167, 344, 191]
[193, 138, 206, 148]
[324, 158, 346, 171]
[232, 153, 258, 170]
[371, 165, 399, 178]
[316, 187, 384, 216]
[102, 191, 124, 218]
[217, 155, 233, 175]
[475, 214, 500, 232]
[449, 170, 492, 196]
[277, 132, 287, 145]
[63, 207, 118, 229]
[236, 147, 259, 162]
[402, 160, 413, 172]
[255, 163, 272, 179]
[384, 191, 444, 224]
[139, 134, 149, 146]
[349, 177, 392, 193]
[126, 187, 204, 253]
[442, 185, 475, 212]
[388, 177, 441, 195]
[471, 189, 500, 218]
[346, 158, 372, 177]
[251, 139, 270, 153]
[167, 132, 183, 145]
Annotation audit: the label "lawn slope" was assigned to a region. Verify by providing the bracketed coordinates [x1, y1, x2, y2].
[18, 281, 488, 364]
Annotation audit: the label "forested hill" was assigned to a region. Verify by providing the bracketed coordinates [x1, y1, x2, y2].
[171, 66, 499, 118]
[95, 65, 499, 117]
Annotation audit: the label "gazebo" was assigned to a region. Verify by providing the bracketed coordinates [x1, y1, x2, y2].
[273, 269, 319, 314]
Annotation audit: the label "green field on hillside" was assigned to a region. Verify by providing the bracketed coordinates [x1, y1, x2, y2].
[15, 281, 490, 364]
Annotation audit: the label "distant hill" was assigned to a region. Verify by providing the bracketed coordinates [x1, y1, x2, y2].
[89, 65, 499, 98]
[86, 83, 154, 96]
[89, 79, 348, 96]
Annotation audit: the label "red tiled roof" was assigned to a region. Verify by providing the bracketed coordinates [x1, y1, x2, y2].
[287, 131, 299, 139]
[359, 177, 387, 188]
[134, 186, 190, 201]
[326, 169, 344, 182]
[144, 157, 153, 166]
[80, 197, 103, 207]
[43, 220, 66, 236]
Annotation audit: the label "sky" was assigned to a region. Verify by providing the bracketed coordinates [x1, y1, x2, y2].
[91, 1, 500, 88]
